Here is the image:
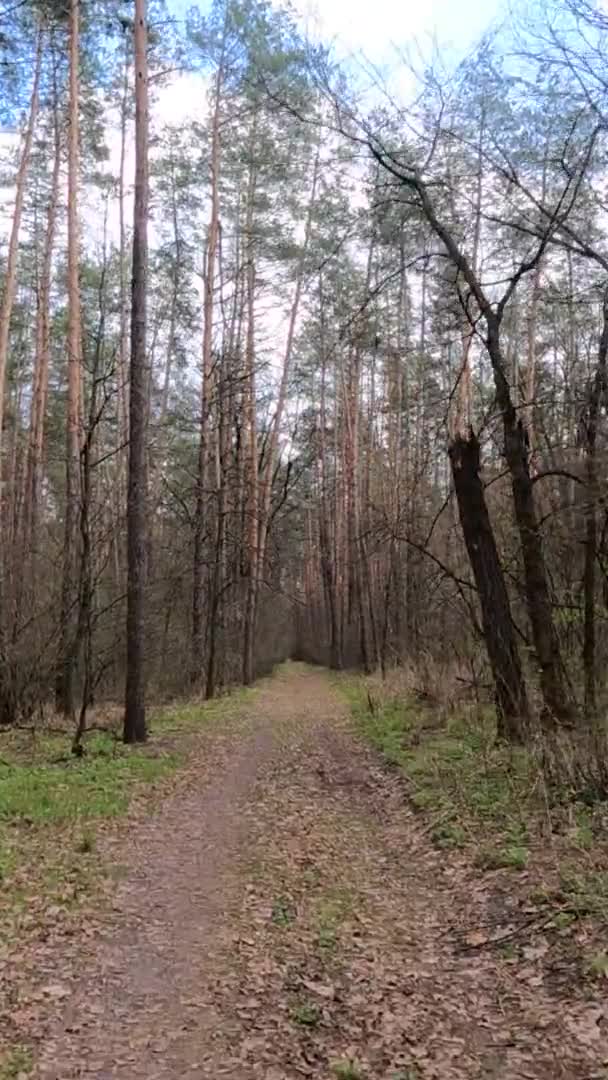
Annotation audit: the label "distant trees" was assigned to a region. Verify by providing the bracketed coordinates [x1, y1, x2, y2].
[293, 14, 608, 743]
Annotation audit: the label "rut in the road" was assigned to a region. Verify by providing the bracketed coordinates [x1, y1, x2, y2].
[32, 666, 608, 1079]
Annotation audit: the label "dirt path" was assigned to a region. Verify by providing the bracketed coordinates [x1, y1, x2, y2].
[22, 666, 608, 1078]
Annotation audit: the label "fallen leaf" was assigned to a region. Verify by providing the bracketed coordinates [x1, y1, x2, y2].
[42, 982, 70, 1000]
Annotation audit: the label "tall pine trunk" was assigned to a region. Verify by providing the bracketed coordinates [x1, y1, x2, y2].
[124, 0, 149, 743]
[582, 292, 608, 720]
[56, 3, 82, 717]
[0, 25, 42, 491]
[242, 141, 259, 686]
[192, 61, 223, 686]
[23, 92, 61, 560]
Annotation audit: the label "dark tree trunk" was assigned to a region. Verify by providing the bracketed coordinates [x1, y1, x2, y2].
[56, 1, 80, 718]
[449, 431, 529, 740]
[124, 0, 149, 744]
[486, 317, 574, 727]
[582, 292, 608, 721]
[205, 408, 226, 701]
[319, 515, 340, 668]
[191, 420, 207, 685]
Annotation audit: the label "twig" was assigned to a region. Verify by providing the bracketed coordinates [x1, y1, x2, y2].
[456, 905, 583, 952]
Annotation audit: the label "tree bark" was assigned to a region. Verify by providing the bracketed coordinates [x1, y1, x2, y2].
[0, 23, 42, 591]
[192, 59, 223, 686]
[117, 27, 131, 494]
[582, 291, 608, 720]
[486, 315, 574, 726]
[22, 66, 61, 563]
[242, 133, 259, 686]
[56, 2, 82, 717]
[124, 0, 149, 743]
[449, 431, 529, 739]
[0, 24, 42, 466]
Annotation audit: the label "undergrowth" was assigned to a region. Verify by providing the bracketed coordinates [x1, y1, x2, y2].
[340, 677, 533, 838]
[0, 688, 255, 937]
[339, 674, 608, 925]
[0, 1045, 33, 1079]
[0, 737, 176, 824]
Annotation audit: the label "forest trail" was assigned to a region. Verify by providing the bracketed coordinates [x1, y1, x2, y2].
[26, 665, 608, 1079]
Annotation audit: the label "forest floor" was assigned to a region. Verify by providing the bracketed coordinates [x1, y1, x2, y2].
[2, 663, 608, 1079]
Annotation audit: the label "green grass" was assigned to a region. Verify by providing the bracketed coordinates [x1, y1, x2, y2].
[339, 673, 608, 945]
[0, 1046, 33, 1078]
[585, 951, 608, 979]
[271, 895, 296, 927]
[474, 843, 529, 871]
[0, 738, 179, 942]
[340, 677, 533, 844]
[314, 886, 354, 952]
[0, 748, 176, 824]
[291, 1001, 321, 1027]
[0, 690, 254, 939]
[155, 686, 256, 733]
[0, 686, 257, 830]
[558, 866, 608, 918]
[332, 1060, 365, 1079]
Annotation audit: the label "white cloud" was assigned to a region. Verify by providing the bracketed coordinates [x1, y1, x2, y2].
[290, 0, 501, 61]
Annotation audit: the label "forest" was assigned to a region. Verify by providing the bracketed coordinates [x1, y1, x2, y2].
[1, 0, 608, 749]
[2, 0, 608, 1075]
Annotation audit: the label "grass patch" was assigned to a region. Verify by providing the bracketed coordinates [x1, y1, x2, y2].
[0, 740, 178, 945]
[314, 886, 354, 952]
[474, 844, 529, 871]
[271, 895, 296, 927]
[155, 686, 256, 733]
[0, 688, 253, 943]
[431, 821, 467, 850]
[338, 673, 608, 935]
[291, 1001, 321, 1027]
[558, 866, 608, 918]
[585, 951, 608, 979]
[0, 748, 176, 825]
[0, 1045, 33, 1078]
[341, 676, 533, 841]
[332, 1060, 365, 1079]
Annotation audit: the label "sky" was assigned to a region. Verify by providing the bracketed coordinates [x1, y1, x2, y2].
[167, 0, 505, 66]
[0, 0, 506, 304]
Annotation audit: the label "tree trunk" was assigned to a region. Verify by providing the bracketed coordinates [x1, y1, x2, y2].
[205, 379, 226, 700]
[242, 135, 259, 685]
[242, 252, 258, 685]
[523, 142, 548, 464]
[117, 28, 130, 495]
[124, 0, 149, 743]
[23, 76, 61, 562]
[486, 316, 574, 726]
[192, 60, 223, 686]
[449, 431, 529, 739]
[56, 3, 81, 717]
[0, 24, 42, 489]
[318, 289, 340, 668]
[582, 292, 608, 720]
